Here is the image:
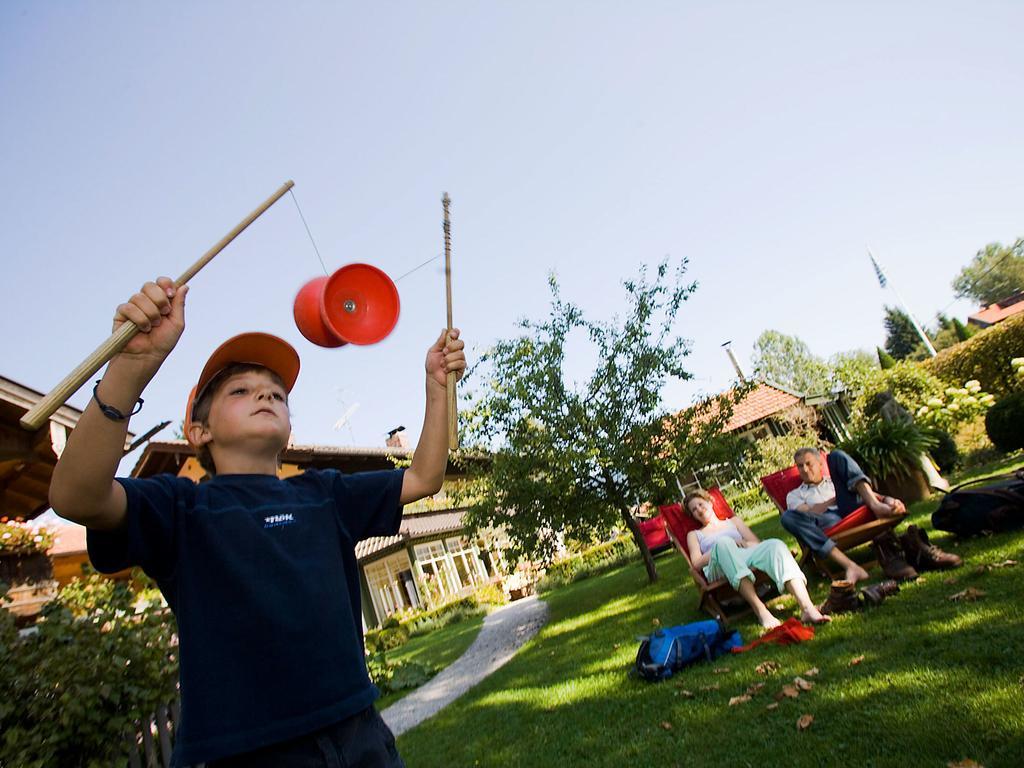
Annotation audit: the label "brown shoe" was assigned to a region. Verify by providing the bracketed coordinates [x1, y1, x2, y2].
[900, 525, 962, 571]
[819, 580, 861, 615]
[872, 532, 919, 581]
[860, 579, 900, 607]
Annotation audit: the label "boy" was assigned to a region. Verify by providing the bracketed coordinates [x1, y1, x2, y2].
[49, 276, 466, 767]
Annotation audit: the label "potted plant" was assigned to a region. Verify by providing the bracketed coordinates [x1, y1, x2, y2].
[839, 418, 939, 503]
[0, 517, 57, 623]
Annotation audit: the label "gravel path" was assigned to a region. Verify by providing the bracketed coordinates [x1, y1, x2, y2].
[380, 595, 549, 738]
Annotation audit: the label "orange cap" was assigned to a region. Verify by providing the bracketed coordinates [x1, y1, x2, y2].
[184, 332, 300, 443]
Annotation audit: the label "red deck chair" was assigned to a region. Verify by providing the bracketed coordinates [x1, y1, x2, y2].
[760, 452, 905, 578]
[638, 514, 672, 554]
[661, 488, 779, 624]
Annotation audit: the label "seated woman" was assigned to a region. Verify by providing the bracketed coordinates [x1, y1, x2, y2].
[683, 489, 830, 628]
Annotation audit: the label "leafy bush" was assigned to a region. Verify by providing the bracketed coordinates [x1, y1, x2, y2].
[722, 485, 774, 517]
[924, 313, 1024, 396]
[839, 418, 938, 481]
[913, 379, 996, 431]
[472, 582, 509, 607]
[929, 430, 960, 473]
[0, 518, 54, 556]
[854, 362, 946, 420]
[536, 536, 637, 593]
[366, 650, 433, 696]
[365, 621, 411, 654]
[737, 404, 829, 485]
[743, 431, 829, 485]
[0, 572, 178, 768]
[984, 392, 1024, 452]
[401, 595, 483, 637]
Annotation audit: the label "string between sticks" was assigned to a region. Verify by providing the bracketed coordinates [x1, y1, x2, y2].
[289, 188, 443, 283]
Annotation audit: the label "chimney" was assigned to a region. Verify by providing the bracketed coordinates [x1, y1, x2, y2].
[386, 426, 409, 449]
[721, 341, 747, 382]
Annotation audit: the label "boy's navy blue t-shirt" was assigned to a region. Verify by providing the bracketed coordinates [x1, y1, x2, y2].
[86, 468, 405, 767]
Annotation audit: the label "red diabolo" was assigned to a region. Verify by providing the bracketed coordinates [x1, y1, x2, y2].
[293, 263, 400, 348]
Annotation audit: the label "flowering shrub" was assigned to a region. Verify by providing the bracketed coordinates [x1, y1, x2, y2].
[0, 570, 178, 767]
[0, 517, 54, 556]
[914, 379, 996, 431]
[924, 313, 1024, 396]
[1013, 357, 1024, 384]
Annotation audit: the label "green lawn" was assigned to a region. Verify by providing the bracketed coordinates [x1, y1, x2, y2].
[377, 613, 486, 710]
[397, 457, 1024, 768]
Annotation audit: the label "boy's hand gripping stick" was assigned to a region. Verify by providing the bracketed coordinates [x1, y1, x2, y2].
[19, 181, 296, 432]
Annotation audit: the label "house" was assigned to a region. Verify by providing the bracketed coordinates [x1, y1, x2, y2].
[128, 438, 506, 629]
[0, 375, 141, 617]
[705, 380, 852, 444]
[0, 375, 128, 521]
[678, 379, 853, 490]
[968, 291, 1024, 328]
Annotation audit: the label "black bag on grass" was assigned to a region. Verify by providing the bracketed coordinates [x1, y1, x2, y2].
[634, 619, 741, 682]
[932, 470, 1024, 538]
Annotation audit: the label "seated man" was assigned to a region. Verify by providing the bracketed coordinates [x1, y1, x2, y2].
[780, 448, 960, 584]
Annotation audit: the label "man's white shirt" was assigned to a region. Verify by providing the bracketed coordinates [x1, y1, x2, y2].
[786, 477, 837, 512]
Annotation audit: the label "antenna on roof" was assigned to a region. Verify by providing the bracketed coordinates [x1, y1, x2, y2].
[721, 341, 747, 382]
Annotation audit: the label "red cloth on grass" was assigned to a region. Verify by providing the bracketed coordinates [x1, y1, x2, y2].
[730, 617, 815, 653]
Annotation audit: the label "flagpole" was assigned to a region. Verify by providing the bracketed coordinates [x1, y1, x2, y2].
[868, 247, 938, 358]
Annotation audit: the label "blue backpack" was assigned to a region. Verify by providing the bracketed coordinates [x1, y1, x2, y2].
[634, 619, 742, 682]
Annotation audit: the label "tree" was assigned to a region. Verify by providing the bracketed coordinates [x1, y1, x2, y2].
[462, 261, 746, 584]
[952, 317, 976, 342]
[931, 313, 961, 352]
[827, 349, 878, 395]
[877, 346, 896, 369]
[883, 306, 928, 361]
[750, 330, 832, 395]
[952, 238, 1024, 306]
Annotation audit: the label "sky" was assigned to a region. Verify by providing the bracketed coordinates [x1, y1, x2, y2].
[2, 2, 1023, 475]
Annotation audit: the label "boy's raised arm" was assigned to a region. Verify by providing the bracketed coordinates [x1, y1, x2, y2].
[401, 328, 466, 505]
[49, 278, 187, 530]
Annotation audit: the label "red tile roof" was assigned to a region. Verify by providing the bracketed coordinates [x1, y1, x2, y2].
[697, 381, 802, 433]
[968, 292, 1024, 327]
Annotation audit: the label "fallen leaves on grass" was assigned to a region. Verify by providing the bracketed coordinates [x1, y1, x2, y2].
[676, 689, 695, 699]
[728, 694, 752, 706]
[849, 654, 865, 666]
[659, 721, 673, 731]
[943, 577, 958, 585]
[796, 714, 814, 731]
[766, 702, 779, 711]
[803, 667, 819, 678]
[947, 760, 984, 768]
[745, 682, 765, 696]
[713, 666, 730, 674]
[793, 677, 814, 692]
[949, 587, 986, 602]
[700, 683, 720, 692]
[991, 559, 1018, 569]
[755, 660, 781, 675]
[775, 685, 799, 700]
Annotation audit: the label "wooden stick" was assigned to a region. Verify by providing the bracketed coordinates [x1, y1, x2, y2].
[442, 192, 458, 451]
[19, 180, 295, 431]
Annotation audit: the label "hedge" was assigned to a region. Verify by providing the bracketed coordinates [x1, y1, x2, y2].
[400, 595, 482, 636]
[924, 313, 1024, 396]
[536, 535, 638, 593]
